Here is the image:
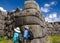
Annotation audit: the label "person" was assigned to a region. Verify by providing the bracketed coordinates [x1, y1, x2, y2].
[13, 27, 21, 43]
[22, 26, 29, 43]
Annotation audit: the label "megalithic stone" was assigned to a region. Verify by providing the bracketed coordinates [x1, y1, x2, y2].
[0, 0, 50, 43]
[24, 0, 40, 12]
[0, 30, 5, 36]
[0, 20, 6, 24]
[0, 15, 5, 20]
[21, 25, 48, 43]
[0, 24, 6, 29]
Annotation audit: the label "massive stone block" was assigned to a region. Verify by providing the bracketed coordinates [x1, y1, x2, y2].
[15, 16, 45, 26]
[0, 30, 5, 36]
[0, 24, 6, 29]
[0, 0, 50, 43]
[0, 15, 6, 20]
[0, 11, 7, 36]
[24, 1, 37, 9]
[0, 20, 6, 24]
[21, 25, 47, 43]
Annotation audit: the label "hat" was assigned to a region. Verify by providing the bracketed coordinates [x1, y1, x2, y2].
[14, 27, 21, 33]
[25, 25, 29, 29]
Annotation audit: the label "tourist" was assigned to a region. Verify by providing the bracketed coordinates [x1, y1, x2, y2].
[13, 27, 21, 43]
[22, 26, 29, 43]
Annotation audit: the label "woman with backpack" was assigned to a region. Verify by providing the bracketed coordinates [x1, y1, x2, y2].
[22, 26, 30, 43]
[13, 27, 21, 43]
[22, 26, 34, 43]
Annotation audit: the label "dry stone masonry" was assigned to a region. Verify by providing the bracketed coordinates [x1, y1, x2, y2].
[12, 0, 48, 43]
[0, 0, 60, 43]
[47, 22, 60, 36]
[0, 10, 7, 36]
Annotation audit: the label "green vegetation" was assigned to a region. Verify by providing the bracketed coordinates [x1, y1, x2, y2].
[0, 34, 22, 43]
[50, 35, 60, 43]
[0, 35, 60, 43]
[0, 36, 13, 43]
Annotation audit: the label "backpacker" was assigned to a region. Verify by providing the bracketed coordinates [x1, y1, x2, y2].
[28, 30, 34, 40]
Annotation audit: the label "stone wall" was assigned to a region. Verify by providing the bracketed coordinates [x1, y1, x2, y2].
[47, 22, 60, 36]
[0, 0, 60, 43]
[0, 0, 49, 43]
[0, 11, 7, 36]
[3, 0, 48, 43]
[13, 0, 48, 43]
[5, 13, 15, 38]
[0, 11, 15, 37]
[21, 25, 48, 43]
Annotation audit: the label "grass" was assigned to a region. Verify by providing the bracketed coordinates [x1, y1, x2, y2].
[49, 35, 60, 43]
[0, 36, 13, 43]
[0, 35, 60, 43]
[0, 34, 22, 43]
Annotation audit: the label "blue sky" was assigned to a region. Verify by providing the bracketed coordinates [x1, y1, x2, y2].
[0, 0, 60, 22]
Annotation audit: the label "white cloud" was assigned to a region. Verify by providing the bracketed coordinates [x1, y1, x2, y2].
[45, 17, 52, 22]
[50, 1, 56, 5]
[12, 10, 15, 12]
[41, 1, 57, 13]
[41, 7, 50, 13]
[45, 12, 60, 22]
[0, 7, 6, 12]
[44, 4, 50, 7]
[49, 13, 57, 18]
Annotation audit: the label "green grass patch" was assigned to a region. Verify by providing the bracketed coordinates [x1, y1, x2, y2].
[0, 36, 13, 43]
[0, 34, 22, 43]
[1, 35, 60, 43]
[49, 35, 60, 43]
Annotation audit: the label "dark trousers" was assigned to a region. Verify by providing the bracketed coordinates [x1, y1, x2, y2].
[22, 37, 29, 43]
[22, 37, 31, 43]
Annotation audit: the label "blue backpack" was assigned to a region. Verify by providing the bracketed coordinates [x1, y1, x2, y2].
[28, 30, 34, 40]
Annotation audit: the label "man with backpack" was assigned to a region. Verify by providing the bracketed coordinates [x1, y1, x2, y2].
[22, 26, 34, 43]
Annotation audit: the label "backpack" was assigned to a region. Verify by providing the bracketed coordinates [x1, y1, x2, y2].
[28, 30, 34, 40]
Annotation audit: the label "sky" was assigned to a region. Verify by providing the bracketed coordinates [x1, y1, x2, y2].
[0, 0, 60, 22]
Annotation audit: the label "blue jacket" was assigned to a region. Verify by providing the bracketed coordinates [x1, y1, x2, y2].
[23, 29, 29, 39]
[13, 32, 20, 43]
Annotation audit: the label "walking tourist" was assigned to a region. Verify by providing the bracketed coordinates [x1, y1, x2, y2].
[13, 27, 21, 43]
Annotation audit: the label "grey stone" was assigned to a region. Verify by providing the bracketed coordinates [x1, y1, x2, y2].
[0, 20, 6, 24]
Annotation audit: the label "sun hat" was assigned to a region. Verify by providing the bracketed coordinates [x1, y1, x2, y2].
[14, 27, 21, 33]
[25, 25, 29, 29]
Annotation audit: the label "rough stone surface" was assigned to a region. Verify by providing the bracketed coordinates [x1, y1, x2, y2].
[0, 11, 7, 36]
[21, 25, 47, 43]
[0, 1, 59, 42]
[46, 22, 60, 36]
